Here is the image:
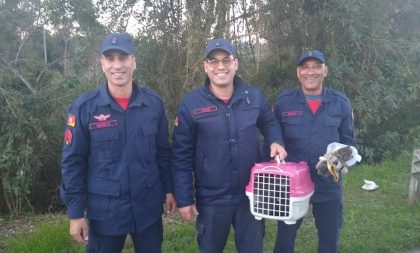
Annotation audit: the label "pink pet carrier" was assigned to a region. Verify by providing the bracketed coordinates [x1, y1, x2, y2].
[246, 161, 314, 224]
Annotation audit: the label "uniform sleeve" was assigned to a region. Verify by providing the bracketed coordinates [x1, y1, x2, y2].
[339, 99, 356, 146]
[156, 105, 173, 193]
[256, 91, 285, 146]
[171, 102, 196, 208]
[60, 106, 89, 219]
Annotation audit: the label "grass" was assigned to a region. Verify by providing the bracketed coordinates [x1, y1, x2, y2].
[1, 155, 419, 253]
[0, 217, 78, 253]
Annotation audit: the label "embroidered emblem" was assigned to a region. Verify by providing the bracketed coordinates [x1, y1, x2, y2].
[111, 36, 117, 44]
[93, 114, 111, 122]
[89, 120, 118, 130]
[193, 106, 217, 115]
[64, 128, 73, 145]
[282, 111, 303, 117]
[67, 114, 76, 127]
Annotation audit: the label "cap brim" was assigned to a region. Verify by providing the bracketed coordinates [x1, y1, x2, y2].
[101, 46, 132, 55]
[206, 48, 234, 58]
[298, 57, 324, 66]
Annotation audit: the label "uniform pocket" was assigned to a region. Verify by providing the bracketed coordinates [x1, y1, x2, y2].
[135, 178, 164, 208]
[87, 177, 120, 196]
[87, 178, 121, 219]
[194, 150, 206, 181]
[281, 115, 303, 139]
[139, 124, 157, 156]
[90, 127, 120, 162]
[148, 180, 165, 207]
[194, 112, 222, 138]
[282, 115, 303, 125]
[196, 219, 205, 235]
[325, 116, 341, 127]
[323, 116, 341, 140]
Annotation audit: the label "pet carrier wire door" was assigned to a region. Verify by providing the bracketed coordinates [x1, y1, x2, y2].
[246, 161, 314, 224]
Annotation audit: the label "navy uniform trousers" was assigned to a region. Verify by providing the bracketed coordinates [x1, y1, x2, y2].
[196, 202, 264, 253]
[274, 199, 343, 253]
[86, 218, 163, 253]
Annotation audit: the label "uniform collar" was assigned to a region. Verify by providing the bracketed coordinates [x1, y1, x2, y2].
[96, 82, 150, 108]
[203, 75, 248, 99]
[297, 87, 333, 103]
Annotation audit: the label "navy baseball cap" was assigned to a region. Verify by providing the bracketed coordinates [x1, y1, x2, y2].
[100, 33, 134, 55]
[205, 38, 236, 58]
[297, 50, 326, 66]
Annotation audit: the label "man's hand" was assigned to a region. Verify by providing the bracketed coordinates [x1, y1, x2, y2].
[165, 193, 177, 216]
[178, 204, 199, 222]
[69, 218, 89, 244]
[270, 142, 287, 161]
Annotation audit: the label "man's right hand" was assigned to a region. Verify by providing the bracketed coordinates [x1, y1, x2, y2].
[69, 218, 89, 244]
[178, 204, 199, 222]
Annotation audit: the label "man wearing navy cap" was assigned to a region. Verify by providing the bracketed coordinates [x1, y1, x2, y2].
[60, 32, 176, 253]
[171, 38, 287, 253]
[272, 50, 356, 253]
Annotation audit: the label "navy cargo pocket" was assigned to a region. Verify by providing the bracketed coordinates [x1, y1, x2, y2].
[90, 127, 120, 162]
[196, 221, 205, 235]
[194, 150, 206, 182]
[324, 116, 341, 140]
[147, 179, 165, 207]
[139, 124, 157, 157]
[87, 178, 120, 219]
[194, 112, 222, 138]
[196, 217, 209, 252]
[281, 115, 303, 139]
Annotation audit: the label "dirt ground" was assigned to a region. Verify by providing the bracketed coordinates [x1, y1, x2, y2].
[0, 214, 64, 240]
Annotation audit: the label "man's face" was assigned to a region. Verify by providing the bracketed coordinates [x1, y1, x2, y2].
[100, 50, 136, 88]
[297, 59, 328, 95]
[203, 50, 238, 88]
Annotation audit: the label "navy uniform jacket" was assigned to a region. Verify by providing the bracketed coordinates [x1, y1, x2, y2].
[172, 75, 284, 208]
[274, 87, 355, 203]
[60, 83, 173, 235]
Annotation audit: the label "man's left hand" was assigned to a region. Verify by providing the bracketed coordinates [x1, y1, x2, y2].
[270, 142, 287, 161]
[165, 193, 176, 216]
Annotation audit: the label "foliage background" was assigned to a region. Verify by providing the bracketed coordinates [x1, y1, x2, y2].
[0, 0, 419, 215]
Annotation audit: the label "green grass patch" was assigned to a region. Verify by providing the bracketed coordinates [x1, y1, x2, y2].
[1, 156, 419, 252]
[1, 218, 80, 253]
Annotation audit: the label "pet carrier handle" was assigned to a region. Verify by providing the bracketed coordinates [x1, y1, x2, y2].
[275, 155, 285, 165]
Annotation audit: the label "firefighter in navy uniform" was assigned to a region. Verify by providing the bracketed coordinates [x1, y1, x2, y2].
[171, 38, 287, 253]
[60, 33, 176, 253]
[273, 50, 356, 253]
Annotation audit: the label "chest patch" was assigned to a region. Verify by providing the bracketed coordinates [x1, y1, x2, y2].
[282, 111, 303, 117]
[89, 120, 118, 130]
[93, 114, 111, 121]
[193, 105, 217, 115]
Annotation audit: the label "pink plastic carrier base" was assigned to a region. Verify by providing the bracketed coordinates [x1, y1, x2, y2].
[246, 161, 314, 224]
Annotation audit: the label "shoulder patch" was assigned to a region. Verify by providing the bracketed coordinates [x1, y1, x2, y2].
[64, 128, 73, 145]
[66, 114, 76, 127]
